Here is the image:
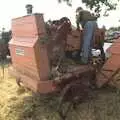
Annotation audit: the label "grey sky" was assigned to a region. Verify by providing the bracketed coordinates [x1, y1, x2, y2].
[0, 0, 120, 30]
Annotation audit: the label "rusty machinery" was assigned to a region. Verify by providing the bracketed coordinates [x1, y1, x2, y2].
[9, 13, 105, 93]
[8, 12, 120, 119]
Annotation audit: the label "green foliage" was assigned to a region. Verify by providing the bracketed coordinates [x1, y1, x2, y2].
[108, 26, 120, 32]
[58, 0, 72, 6]
[58, 0, 119, 16]
[0, 31, 11, 44]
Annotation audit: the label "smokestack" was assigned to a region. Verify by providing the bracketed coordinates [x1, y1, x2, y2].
[25, 4, 33, 15]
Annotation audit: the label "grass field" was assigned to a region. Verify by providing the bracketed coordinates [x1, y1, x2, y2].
[1, 67, 120, 120]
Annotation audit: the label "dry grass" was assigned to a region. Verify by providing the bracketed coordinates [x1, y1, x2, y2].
[1, 66, 120, 120]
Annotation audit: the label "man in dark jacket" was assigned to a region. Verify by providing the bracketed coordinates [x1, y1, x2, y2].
[76, 7, 98, 64]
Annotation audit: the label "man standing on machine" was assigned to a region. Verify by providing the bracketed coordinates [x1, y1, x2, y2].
[76, 7, 98, 64]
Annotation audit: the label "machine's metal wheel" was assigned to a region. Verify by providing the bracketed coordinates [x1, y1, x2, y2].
[57, 76, 92, 120]
[57, 82, 75, 120]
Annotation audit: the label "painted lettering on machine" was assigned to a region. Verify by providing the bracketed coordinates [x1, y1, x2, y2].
[15, 47, 25, 56]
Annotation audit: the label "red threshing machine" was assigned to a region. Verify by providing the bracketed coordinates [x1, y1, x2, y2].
[8, 13, 120, 97]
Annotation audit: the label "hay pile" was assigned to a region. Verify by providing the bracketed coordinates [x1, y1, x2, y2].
[1, 67, 120, 120]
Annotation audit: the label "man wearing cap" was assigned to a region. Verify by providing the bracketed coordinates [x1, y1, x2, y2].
[76, 7, 98, 64]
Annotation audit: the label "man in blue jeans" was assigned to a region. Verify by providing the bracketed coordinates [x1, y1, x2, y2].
[76, 7, 98, 64]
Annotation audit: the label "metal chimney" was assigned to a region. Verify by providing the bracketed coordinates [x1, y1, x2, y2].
[25, 4, 33, 15]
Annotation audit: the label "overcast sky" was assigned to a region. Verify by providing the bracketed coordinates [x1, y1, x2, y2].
[0, 0, 120, 31]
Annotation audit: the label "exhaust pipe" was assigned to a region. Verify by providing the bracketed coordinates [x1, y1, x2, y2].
[25, 4, 33, 15]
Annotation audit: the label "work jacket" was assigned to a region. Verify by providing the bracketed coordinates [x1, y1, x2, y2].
[76, 10, 97, 29]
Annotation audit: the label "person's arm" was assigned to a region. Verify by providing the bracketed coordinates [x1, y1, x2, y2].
[76, 14, 80, 30]
[76, 11, 84, 30]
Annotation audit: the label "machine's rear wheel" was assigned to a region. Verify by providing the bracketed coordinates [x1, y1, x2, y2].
[57, 75, 94, 119]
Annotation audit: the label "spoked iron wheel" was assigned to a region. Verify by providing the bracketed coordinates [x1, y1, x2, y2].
[57, 76, 93, 120]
